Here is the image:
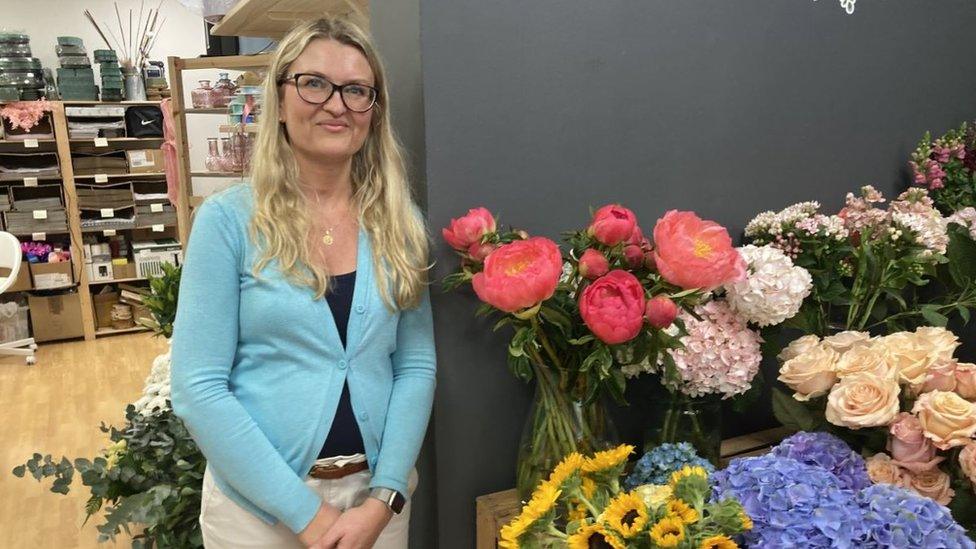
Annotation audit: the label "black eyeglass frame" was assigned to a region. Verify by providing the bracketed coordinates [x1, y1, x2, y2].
[277, 73, 379, 112]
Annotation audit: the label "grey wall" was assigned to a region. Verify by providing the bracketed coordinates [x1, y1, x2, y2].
[419, 1, 976, 547]
[371, 4, 436, 549]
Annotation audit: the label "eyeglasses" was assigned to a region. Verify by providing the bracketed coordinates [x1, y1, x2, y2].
[278, 73, 378, 112]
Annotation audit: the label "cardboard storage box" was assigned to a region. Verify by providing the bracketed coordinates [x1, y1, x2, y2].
[92, 290, 119, 329]
[0, 265, 32, 292]
[29, 261, 74, 290]
[28, 291, 84, 342]
[113, 261, 137, 280]
[126, 150, 166, 174]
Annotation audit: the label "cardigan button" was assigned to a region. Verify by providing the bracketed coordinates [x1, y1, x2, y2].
[355, 305, 365, 314]
[338, 360, 348, 370]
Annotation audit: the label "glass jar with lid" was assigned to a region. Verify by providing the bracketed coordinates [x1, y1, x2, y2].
[213, 72, 237, 107]
[190, 80, 216, 108]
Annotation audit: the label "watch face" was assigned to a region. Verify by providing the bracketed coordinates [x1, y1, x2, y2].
[390, 491, 406, 513]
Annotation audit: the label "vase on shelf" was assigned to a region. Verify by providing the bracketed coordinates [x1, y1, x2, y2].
[515, 363, 617, 500]
[643, 392, 722, 467]
[191, 80, 215, 108]
[205, 138, 221, 172]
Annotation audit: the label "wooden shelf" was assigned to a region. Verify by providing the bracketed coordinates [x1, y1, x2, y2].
[89, 277, 147, 286]
[73, 172, 166, 179]
[95, 325, 149, 337]
[62, 100, 161, 106]
[191, 171, 246, 178]
[69, 137, 164, 144]
[210, 1, 367, 38]
[218, 124, 259, 133]
[185, 108, 228, 114]
[0, 139, 58, 149]
[176, 54, 274, 71]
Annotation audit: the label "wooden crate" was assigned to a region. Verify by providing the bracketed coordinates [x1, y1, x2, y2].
[474, 426, 794, 549]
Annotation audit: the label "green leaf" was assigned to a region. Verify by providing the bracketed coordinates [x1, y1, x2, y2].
[921, 306, 949, 327]
[947, 225, 976, 287]
[772, 388, 817, 431]
[11, 465, 25, 477]
[958, 305, 971, 325]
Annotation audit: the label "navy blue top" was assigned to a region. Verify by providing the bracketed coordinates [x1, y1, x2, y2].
[318, 271, 367, 458]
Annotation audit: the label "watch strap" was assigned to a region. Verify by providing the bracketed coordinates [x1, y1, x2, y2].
[369, 487, 406, 514]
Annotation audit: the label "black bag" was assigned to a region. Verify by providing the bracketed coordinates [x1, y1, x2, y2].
[124, 106, 164, 137]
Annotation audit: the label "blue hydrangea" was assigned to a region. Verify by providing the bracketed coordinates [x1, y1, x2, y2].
[770, 431, 871, 491]
[857, 484, 974, 549]
[711, 454, 865, 548]
[624, 442, 715, 489]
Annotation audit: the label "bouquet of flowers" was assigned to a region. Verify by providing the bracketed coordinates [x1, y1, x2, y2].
[744, 186, 976, 335]
[442, 204, 748, 495]
[774, 327, 976, 527]
[499, 444, 752, 549]
[712, 431, 973, 547]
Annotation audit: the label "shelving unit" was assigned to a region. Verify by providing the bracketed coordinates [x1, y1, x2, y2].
[167, 53, 271, 243]
[0, 101, 176, 341]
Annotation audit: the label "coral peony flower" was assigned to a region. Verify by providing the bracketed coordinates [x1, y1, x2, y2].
[467, 241, 497, 262]
[623, 245, 644, 268]
[588, 204, 638, 246]
[644, 296, 678, 329]
[471, 237, 562, 313]
[579, 270, 646, 344]
[442, 207, 496, 250]
[578, 248, 609, 280]
[652, 210, 746, 290]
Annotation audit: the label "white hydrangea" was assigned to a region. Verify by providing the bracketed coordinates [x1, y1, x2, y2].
[724, 244, 813, 327]
[132, 345, 172, 416]
[744, 201, 822, 238]
[948, 207, 976, 240]
[891, 211, 948, 256]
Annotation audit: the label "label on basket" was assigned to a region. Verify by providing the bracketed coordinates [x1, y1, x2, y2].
[32, 210, 47, 220]
[150, 203, 164, 213]
[100, 208, 115, 218]
[94, 174, 109, 183]
[103, 229, 117, 236]
[31, 232, 45, 241]
[23, 139, 38, 148]
[94, 137, 109, 147]
[23, 177, 37, 187]
[152, 224, 165, 232]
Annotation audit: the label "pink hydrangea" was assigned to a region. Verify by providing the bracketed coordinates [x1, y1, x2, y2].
[666, 300, 763, 398]
[0, 100, 52, 131]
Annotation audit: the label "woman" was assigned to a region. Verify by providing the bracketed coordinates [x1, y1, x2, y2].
[171, 17, 435, 549]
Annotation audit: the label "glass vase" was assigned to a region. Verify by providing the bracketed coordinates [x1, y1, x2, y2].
[644, 393, 722, 467]
[515, 364, 617, 500]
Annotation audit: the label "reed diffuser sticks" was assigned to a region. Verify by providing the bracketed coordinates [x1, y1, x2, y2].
[84, 1, 166, 71]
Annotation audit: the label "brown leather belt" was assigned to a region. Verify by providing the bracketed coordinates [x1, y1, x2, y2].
[308, 460, 369, 480]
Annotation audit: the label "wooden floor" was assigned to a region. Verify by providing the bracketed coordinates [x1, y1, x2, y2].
[0, 333, 169, 548]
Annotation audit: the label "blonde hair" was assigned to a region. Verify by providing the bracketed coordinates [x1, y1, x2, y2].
[249, 17, 430, 310]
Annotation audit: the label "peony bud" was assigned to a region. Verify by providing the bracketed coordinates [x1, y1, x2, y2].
[644, 296, 678, 329]
[467, 242, 497, 262]
[578, 249, 609, 280]
[623, 245, 644, 269]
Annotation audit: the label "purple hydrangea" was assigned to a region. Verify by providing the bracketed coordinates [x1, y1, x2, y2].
[858, 484, 974, 549]
[624, 442, 715, 489]
[712, 454, 865, 548]
[771, 431, 871, 491]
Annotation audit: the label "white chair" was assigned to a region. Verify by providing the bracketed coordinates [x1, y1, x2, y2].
[0, 232, 36, 365]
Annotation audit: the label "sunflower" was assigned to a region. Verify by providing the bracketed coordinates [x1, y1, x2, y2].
[740, 510, 753, 531]
[567, 501, 588, 523]
[581, 476, 598, 499]
[567, 522, 625, 549]
[668, 465, 709, 488]
[699, 534, 739, 549]
[666, 498, 699, 524]
[582, 444, 635, 474]
[523, 482, 561, 521]
[498, 513, 532, 549]
[547, 452, 584, 488]
[649, 516, 685, 548]
[603, 491, 649, 538]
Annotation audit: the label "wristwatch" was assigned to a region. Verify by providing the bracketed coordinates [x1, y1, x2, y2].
[369, 487, 406, 514]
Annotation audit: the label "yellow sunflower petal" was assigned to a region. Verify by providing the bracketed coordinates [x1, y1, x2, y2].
[567, 522, 625, 549]
[649, 516, 685, 549]
[582, 444, 635, 474]
[700, 534, 739, 549]
[666, 498, 699, 524]
[602, 491, 649, 539]
[668, 465, 709, 488]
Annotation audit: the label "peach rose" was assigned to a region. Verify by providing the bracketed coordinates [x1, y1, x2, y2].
[651, 210, 746, 290]
[913, 391, 976, 450]
[921, 361, 958, 394]
[955, 363, 976, 400]
[825, 372, 900, 429]
[904, 467, 954, 505]
[442, 207, 496, 250]
[835, 342, 891, 380]
[865, 453, 907, 485]
[778, 345, 839, 401]
[777, 334, 822, 363]
[959, 442, 976, 487]
[881, 331, 938, 389]
[822, 331, 872, 354]
[471, 237, 562, 313]
[914, 326, 960, 363]
[887, 412, 938, 467]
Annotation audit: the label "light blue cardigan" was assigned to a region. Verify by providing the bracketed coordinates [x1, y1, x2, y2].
[170, 184, 436, 533]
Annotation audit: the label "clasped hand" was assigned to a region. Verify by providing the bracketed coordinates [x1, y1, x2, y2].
[299, 499, 394, 549]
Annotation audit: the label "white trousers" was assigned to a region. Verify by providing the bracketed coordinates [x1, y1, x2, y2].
[200, 460, 417, 548]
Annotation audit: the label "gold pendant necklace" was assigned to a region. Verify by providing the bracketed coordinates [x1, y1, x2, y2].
[322, 229, 335, 246]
